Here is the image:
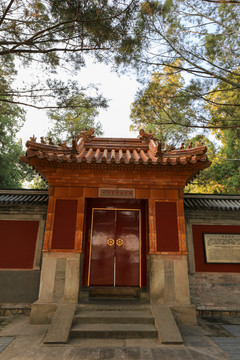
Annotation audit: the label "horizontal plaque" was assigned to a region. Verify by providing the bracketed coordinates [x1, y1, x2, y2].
[98, 188, 135, 199]
[203, 233, 240, 264]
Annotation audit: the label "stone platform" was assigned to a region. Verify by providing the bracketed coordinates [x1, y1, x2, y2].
[1, 313, 238, 359]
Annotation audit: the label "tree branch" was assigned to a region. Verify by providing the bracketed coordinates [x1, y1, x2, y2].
[0, 0, 15, 27]
[202, 0, 240, 4]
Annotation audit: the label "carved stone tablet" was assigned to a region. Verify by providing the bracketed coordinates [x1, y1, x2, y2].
[203, 233, 240, 263]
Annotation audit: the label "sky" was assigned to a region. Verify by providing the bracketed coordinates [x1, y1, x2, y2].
[17, 59, 140, 145]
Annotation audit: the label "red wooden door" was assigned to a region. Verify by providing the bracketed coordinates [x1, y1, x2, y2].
[89, 210, 115, 286]
[115, 210, 139, 286]
[89, 209, 140, 287]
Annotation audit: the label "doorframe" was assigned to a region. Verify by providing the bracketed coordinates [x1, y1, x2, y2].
[82, 198, 148, 288]
[88, 208, 142, 287]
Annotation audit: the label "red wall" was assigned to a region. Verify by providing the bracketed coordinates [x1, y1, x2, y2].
[192, 224, 240, 272]
[0, 220, 39, 269]
[51, 199, 78, 249]
[155, 202, 179, 252]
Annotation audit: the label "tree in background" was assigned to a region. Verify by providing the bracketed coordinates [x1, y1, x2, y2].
[130, 61, 195, 147]
[185, 132, 240, 194]
[0, 0, 144, 109]
[130, 64, 240, 193]
[1, 1, 239, 125]
[28, 94, 104, 189]
[178, 71, 240, 194]
[184, 135, 223, 194]
[129, 1, 240, 193]
[204, 71, 240, 193]
[29, 175, 48, 190]
[47, 95, 103, 143]
[0, 59, 32, 188]
[129, 0, 240, 132]
[1, 1, 240, 190]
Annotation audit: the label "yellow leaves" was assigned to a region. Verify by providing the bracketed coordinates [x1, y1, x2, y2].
[141, 2, 152, 14]
[185, 179, 224, 194]
[28, 0, 44, 19]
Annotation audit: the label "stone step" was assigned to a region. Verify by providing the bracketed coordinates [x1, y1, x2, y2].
[73, 310, 154, 324]
[89, 287, 139, 298]
[79, 287, 150, 303]
[75, 303, 151, 312]
[70, 323, 158, 339]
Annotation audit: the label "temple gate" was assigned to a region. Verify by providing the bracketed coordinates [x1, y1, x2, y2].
[21, 129, 211, 323]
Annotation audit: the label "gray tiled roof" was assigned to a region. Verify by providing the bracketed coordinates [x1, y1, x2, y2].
[184, 194, 240, 211]
[0, 190, 239, 211]
[0, 189, 48, 205]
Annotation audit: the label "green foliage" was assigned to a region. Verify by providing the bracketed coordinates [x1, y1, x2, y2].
[186, 71, 240, 194]
[1, 0, 240, 118]
[184, 135, 223, 194]
[130, 2, 240, 193]
[130, 61, 194, 146]
[0, 60, 32, 188]
[29, 175, 48, 190]
[129, 0, 240, 131]
[0, 1, 144, 68]
[0, 1, 146, 108]
[185, 132, 240, 194]
[47, 95, 103, 143]
[204, 72, 240, 194]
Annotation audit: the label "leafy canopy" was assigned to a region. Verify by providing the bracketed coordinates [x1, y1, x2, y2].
[0, 59, 32, 188]
[47, 95, 103, 143]
[130, 60, 195, 147]
[0, 0, 144, 109]
[129, 0, 240, 131]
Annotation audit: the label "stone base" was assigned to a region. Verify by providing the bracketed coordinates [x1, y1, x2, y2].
[38, 252, 80, 303]
[171, 305, 197, 326]
[150, 254, 191, 305]
[30, 302, 58, 324]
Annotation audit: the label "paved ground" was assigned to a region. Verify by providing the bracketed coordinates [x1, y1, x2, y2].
[1, 315, 240, 359]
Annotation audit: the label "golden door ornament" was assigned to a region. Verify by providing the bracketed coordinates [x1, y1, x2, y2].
[116, 238, 124, 247]
[107, 238, 115, 246]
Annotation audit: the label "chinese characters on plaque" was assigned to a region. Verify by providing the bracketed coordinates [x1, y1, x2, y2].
[203, 233, 240, 264]
[98, 188, 135, 199]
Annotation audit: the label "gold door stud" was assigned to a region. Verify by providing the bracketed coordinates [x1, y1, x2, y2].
[116, 238, 124, 247]
[107, 238, 115, 246]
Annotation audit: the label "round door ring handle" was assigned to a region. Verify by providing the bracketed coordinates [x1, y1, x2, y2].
[116, 238, 123, 247]
[107, 238, 115, 246]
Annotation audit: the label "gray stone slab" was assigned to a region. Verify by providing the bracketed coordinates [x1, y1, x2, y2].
[70, 323, 157, 339]
[151, 348, 192, 360]
[74, 310, 154, 324]
[197, 319, 234, 338]
[188, 348, 230, 360]
[222, 325, 240, 338]
[76, 303, 150, 311]
[179, 326, 205, 337]
[69, 338, 126, 347]
[171, 305, 197, 326]
[30, 302, 58, 324]
[211, 337, 240, 360]
[0, 314, 236, 360]
[0, 337, 15, 353]
[44, 303, 76, 344]
[151, 305, 183, 344]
